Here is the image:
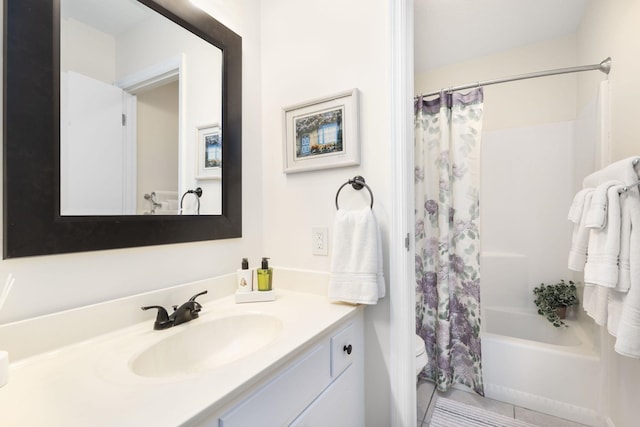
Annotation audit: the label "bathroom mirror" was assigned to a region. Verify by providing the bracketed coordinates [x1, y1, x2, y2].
[60, 0, 224, 216]
[3, 0, 242, 258]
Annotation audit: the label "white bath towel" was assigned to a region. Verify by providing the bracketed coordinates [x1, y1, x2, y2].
[583, 284, 609, 326]
[583, 157, 640, 193]
[608, 290, 625, 336]
[614, 192, 640, 358]
[585, 180, 622, 229]
[568, 188, 593, 224]
[568, 191, 593, 271]
[617, 192, 633, 293]
[583, 185, 623, 288]
[329, 208, 385, 304]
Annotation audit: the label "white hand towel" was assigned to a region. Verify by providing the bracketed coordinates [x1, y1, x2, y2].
[585, 180, 622, 229]
[583, 185, 623, 288]
[568, 188, 593, 223]
[568, 191, 593, 271]
[329, 208, 385, 304]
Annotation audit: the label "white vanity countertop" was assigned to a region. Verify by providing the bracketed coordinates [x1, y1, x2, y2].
[0, 289, 361, 426]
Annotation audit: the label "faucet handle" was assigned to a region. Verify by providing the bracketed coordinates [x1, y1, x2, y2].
[189, 290, 208, 302]
[141, 305, 173, 330]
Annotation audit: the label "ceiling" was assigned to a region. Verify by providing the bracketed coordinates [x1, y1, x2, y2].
[61, 0, 151, 35]
[414, 0, 590, 72]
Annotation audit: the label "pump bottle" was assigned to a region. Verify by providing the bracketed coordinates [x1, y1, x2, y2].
[256, 257, 273, 291]
[237, 258, 253, 292]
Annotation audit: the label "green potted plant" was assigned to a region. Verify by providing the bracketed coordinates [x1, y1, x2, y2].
[533, 280, 579, 327]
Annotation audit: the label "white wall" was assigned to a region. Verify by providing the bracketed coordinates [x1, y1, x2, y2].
[416, 35, 579, 131]
[61, 18, 116, 83]
[260, 0, 391, 425]
[0, 0, 263, 323]
[577, 2, 640, 426]
[481, 122, 575, 310]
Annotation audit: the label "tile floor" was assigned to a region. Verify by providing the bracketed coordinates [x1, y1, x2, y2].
[417, 380, 591, 427]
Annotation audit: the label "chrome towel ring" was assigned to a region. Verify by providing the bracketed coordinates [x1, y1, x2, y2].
[335, 176, 374, 210]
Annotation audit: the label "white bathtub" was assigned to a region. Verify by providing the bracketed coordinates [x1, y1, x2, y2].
[481, 307, 603, 426]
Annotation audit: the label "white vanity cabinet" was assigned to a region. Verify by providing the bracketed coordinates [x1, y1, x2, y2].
[193, 309, 364, 427]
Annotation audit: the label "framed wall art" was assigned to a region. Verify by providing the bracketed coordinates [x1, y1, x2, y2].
[283, 89, 359, 174]
[195, 123, 222, 180]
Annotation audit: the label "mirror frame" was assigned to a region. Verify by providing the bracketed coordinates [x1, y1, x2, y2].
[3, 0, 242, 258]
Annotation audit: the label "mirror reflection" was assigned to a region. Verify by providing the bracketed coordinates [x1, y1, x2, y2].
[60, 0, 223, 215]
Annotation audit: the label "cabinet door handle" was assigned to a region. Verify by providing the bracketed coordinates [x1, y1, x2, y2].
[343, 344, 352, 355]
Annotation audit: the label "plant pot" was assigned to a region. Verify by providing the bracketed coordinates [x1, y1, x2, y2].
[556, 306, 567, 319]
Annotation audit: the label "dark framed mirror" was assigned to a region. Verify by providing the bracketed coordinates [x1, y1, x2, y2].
[3, 0, 242, 258]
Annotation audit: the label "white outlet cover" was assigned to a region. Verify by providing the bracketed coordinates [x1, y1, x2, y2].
[311, 226, 328, 256]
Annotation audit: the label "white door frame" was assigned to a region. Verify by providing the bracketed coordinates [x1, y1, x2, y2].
[116, 54, 186, 197]
[389, 0, 415, 426]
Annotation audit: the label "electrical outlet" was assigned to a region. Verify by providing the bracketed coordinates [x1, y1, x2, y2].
[312, 226, 328, 256]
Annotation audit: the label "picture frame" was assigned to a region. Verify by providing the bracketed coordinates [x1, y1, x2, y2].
[195, 123, 222, 180]
[283, 89, 359, 174]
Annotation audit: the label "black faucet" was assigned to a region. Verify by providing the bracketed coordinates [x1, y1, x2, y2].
[141, 290, 208, 330]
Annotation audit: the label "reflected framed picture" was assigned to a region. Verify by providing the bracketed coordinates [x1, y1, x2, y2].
[196, 123, 222, 180]
[283, 89, 359, 174]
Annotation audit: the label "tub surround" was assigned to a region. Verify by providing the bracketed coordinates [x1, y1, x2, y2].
[0, 269, 361, 425]
[482, 307, 601, 426]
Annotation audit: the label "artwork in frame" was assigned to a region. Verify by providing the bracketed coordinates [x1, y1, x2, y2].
[283, 89, 359, 174]
[196, 123, 222, 180]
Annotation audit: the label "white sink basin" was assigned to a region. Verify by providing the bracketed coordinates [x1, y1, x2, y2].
[131, 313, 283, 378]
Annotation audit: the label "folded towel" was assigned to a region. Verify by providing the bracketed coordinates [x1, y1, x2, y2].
[329, 208, 385, 304]
[568, 188, 593, 224]
[583, 185, 623, 288]
[154, 190, 179, 203]
[568, 191, 593, 271]
[157, 200, 179, 214]
[585, 180, 622, 229]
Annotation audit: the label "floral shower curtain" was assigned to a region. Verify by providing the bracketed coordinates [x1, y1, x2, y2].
[414, 88, 484, 395]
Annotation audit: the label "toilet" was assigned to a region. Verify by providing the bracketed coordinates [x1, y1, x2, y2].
[415, 334, 427, 376]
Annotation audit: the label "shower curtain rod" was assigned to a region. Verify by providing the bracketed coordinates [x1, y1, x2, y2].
[416, 57, 611, 99]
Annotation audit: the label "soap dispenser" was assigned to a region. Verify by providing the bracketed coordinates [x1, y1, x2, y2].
[256, 257, 273, 291]
[237, 258, 253, 293]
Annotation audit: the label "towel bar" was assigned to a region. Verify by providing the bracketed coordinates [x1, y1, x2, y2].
[335, 176, 374, 210]
[619, 180, 640, 193]
[618, 158, 640, 193]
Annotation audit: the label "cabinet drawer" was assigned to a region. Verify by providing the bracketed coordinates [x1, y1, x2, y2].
[219, 343, 330, 427]
[330, 322, 355, 377]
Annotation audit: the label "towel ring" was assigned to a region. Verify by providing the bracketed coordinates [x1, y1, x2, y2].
[335, 176, 374, 210]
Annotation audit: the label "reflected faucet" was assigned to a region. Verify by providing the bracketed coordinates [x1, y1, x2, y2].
[141, 290, 208, 330]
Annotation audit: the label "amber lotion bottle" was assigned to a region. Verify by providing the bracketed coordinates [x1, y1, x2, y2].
[257, 257, 273, 291]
